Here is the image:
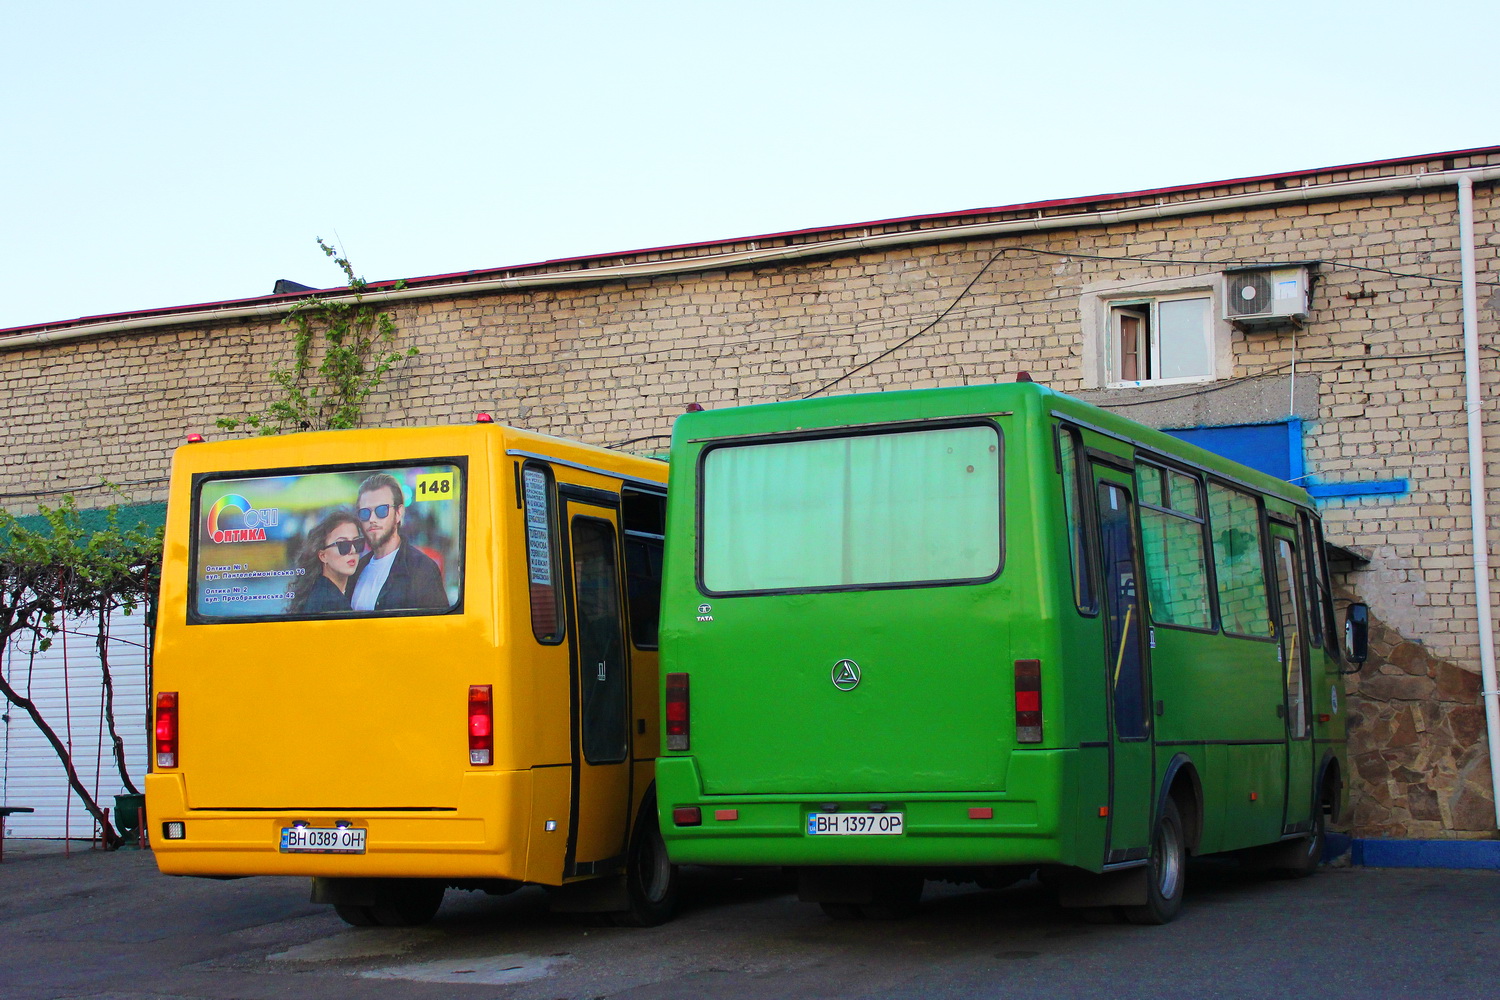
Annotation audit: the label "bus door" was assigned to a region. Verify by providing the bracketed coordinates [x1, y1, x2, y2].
[1268, 521, 1314, 834]
[562, 494, 633, 876]
[1090, 464, 1154, 865]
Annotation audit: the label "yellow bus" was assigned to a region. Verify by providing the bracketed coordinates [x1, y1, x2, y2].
[146, 418, 677, 926]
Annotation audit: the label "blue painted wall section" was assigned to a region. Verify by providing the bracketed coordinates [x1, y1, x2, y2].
[1324, 834, 1500, 870]
[1165, 420, 1409, 498]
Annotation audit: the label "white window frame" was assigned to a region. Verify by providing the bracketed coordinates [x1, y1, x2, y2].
[1080, 275, 1230, 390]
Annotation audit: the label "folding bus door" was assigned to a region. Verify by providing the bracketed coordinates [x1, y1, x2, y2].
[1268, 522, 1315, 835]
[561, 494, 634, 877]
[1089, 463, 1154, 866]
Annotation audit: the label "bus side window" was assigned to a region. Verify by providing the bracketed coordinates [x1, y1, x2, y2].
[1056, 427, 1097, 614]
[622, 489, 666, 650]
[1206, 482, 1273, 638]
[522, 462, 564, 643]
[1299, 511, 1332, 654]
[1135, 462, 1213, 631]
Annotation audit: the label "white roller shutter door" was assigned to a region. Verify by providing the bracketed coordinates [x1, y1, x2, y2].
[1, 610, 150, 840]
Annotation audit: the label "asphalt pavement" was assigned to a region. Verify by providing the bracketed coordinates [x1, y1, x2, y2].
[2, 839, 1497, 1000]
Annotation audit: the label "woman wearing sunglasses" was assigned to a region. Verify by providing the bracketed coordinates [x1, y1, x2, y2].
[288, 510, 367, 613]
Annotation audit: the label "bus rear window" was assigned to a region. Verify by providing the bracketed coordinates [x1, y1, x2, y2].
[700, 425, 1001, 593]
[191, 461, 464, 621]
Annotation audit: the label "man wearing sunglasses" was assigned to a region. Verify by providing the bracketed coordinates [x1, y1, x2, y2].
[349, 472, 448, 612]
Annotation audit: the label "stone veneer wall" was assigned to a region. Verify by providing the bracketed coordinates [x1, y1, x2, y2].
[2, 150, 1497, 838]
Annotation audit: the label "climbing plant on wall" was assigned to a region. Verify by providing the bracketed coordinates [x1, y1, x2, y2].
[218, 239, 418, 435]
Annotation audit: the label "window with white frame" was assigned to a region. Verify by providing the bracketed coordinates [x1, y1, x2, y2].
[1106, 294, 1214, 386]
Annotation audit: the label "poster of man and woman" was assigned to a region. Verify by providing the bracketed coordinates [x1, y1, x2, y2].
[191, 463, 463, 619]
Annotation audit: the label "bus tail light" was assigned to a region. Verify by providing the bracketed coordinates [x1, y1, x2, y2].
[469, 685, 493, 765]
[155, 692, 179, 767]
[665, 673, 689, 751]
[1015, 660, 1042, 743]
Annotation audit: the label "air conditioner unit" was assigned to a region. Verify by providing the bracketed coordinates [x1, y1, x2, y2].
[1223, 265, 1312, 328]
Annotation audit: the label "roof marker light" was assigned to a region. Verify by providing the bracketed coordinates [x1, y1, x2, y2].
[475, 412, 494, 423]
[185, 433, 204, 444]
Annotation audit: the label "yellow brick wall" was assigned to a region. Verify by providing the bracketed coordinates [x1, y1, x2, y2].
[2, 153, 1496, 837]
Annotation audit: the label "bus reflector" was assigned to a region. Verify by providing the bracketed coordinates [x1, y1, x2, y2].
[469, 685, 493, 765]
[665, 673, 689, 751]
[155, 692, 178, 768]
[1015, 660, 1042, 743]
[714, 809, 739, 821]
[968, 807, 993, 820]
[673, 806, 702, 826]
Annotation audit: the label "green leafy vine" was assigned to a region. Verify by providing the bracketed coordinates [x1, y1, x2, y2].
[219, 239, 417, 435]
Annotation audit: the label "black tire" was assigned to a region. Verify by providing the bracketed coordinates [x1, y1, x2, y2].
[333, 903, 380, 927]
[1123, 798, 1186, 926]
[611, 796, 679, 927]
[861, 872, 923, 921]
[1279, 803, 1327, 879]
[819, 902, 865, 920]
[368, 881, 445, 927]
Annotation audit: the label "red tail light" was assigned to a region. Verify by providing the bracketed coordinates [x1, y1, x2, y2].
[1015, 660, 1042, 743]
[155, 692, 179, 767]
[469, 685, 493, 765]
[665, 673, 689, 751]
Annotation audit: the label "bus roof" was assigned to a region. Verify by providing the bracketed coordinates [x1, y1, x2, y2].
[670, 382, 1312, 507]
[173, 422, 667, 485]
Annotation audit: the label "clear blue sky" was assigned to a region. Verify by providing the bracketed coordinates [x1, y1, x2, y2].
[2, 1, 1494, 330]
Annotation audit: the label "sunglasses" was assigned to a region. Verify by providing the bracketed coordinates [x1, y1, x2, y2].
[358, 504, 396, 521]
[321, 538, 368, 556]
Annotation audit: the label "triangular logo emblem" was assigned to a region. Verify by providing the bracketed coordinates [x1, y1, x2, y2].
[831, 658, 861, 691]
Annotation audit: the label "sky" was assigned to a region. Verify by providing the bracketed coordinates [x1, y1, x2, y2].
[1, 1, 1496, 331]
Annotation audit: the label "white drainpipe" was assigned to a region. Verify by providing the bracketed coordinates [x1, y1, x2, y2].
[1457, 176, 1500, 827]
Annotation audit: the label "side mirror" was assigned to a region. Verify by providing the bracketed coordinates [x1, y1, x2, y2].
[1345, 603, 1370, 666]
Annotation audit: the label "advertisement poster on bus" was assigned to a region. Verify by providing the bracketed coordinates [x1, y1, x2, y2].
[190, 463, 463, 620]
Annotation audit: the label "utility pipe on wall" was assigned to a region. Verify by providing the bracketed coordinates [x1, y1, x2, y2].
[1457, 176, 1500, 827]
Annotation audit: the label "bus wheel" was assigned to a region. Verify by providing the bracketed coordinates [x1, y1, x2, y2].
[612, 800, 679, 927]
[1278, 804, 1327, 879]
[333, 904, 380, 927]
[1123, 798, 1185, 926]
[861, 873, 923, 920]
[369, 881, 445, 927]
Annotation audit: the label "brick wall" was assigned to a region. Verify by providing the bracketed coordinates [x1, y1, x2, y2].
[3, 151, 1497, 838]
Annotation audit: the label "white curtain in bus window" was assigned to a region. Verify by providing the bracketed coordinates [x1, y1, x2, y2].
[1207, 483, 1272, 637]
[701, 425, 1001, 592]
[1057, 429, 1096, 613]
[191, 463, 463, 619]
[523, 465, 561, 641]
[1156, 297, 1212, 381]
[1273, 538, 1310, 738]
[1136, 465, 1212, 629]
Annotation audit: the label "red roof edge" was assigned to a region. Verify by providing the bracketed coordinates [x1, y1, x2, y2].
[5, 144, 1496, 338]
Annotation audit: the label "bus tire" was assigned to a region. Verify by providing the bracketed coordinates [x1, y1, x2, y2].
[333, 903, 380, 927]
[612, 798, 679, 927]
[1278, 803, 1327, 879]
[861, 872, 923, 920]
[1123, 798, 1186, 926]
[368, 880, 445, 927]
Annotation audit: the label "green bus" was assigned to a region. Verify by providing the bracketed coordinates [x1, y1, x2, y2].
[655, 381, 1366, 923]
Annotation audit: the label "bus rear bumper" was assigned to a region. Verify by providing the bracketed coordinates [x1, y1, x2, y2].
[656, 751, 1083, 868]
[145, 769, 532, 881]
